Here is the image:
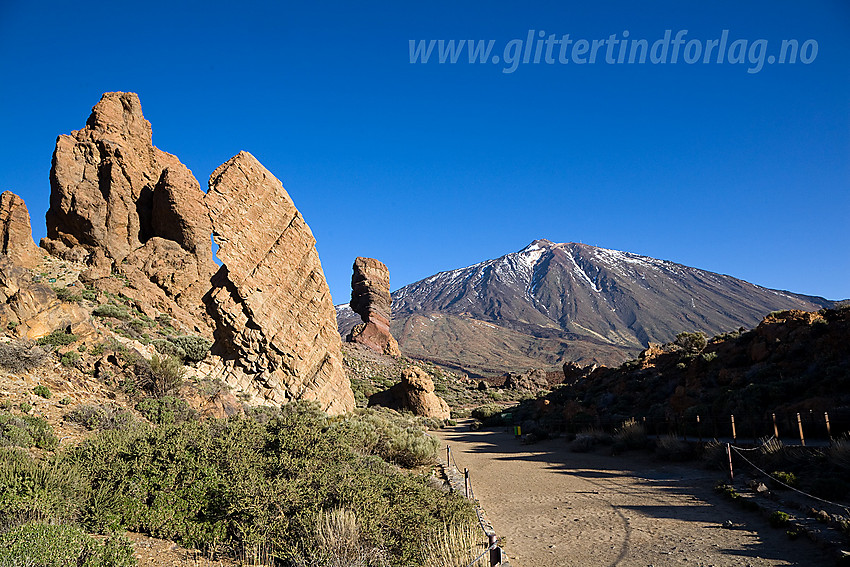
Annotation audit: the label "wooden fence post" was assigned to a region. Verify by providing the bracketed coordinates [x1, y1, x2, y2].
[697, 415, 702, 444]
[772, 413, 779, 439]
[726, 443, 734, 482]
[488, 534, 500, 566]
[731, 414, 736, 442]
[797, 413, 805, 446]
[446, 445, 450, 467]
[464, 468, 470, 498]
[825, 412, 832, 438]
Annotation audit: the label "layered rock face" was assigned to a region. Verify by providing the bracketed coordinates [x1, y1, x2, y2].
[347, 257, 401, 356]
[0, 192, 42, 269]
[41, 92, 216, 331]
[204, 151, 354, 415]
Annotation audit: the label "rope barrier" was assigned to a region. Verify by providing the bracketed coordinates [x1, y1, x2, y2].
[730, 445, 850, 516]
[465, 540, 498, 567]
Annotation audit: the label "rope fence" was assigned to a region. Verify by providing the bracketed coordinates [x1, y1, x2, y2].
[443, 445, 510, 567]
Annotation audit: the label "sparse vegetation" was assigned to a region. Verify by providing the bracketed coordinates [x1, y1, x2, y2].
[674, 331, 707, 354]
[92, 303, 131, 321]
[0, 340, 50, 374]
[33, 385, 51, 399]
[0, 522, 136, 567]
[52, 285, 82, 303]
[36, 329, 79, 347]
[167, 335, 213, 363]
[0, 412, 58, 450]
[136, 396, 196, 425]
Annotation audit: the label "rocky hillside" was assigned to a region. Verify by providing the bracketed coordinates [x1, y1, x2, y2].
[338, 239, 833, 376]
[525, 306, 850, 436]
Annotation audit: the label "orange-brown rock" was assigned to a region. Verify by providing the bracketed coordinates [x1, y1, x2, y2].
[347, 257, 401, 356]
[0, 192, 42, 269]
[0, 259, 89, 339]
[204, 151, 354, 415]
[42, 92, 216, 332]
[369, 365, 450, 419]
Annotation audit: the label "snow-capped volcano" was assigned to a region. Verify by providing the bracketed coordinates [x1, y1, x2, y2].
[337, 240, 832, 376]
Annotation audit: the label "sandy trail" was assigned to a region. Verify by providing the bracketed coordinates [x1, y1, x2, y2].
[435, 425, 833, 567]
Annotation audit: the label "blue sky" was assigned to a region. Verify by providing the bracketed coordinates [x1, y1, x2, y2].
[1, 1, 848, 303]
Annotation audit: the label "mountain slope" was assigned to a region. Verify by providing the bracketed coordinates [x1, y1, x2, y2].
[337, 240, 833, 376]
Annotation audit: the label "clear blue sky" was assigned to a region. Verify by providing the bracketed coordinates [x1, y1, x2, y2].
[1, 1, 848, 303]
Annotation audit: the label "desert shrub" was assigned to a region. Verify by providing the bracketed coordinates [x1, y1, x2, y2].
[769, 510, 791, 528]
[770, 471, 798, 488]
[167, 335, 213, 363]
[333, 409, 440, 467]
[82, 287, 99, 302]
[702, 440, 728, 470]
[0, 522, 135, 567]
[0, 413, 58, 450]
[136, 396, 196, 425]
[830, 434, 850, 471]
[570, 428, 611, 453]
[654, 434, 692, 461]
[700, 351, 718, 363]
[92, 304, 130, 321]
[0, 448, 90, 530]
[19, 402, 32, 414]
[296, 507, 388, 567]
[66, 405, 136, 431]
[613, 418, 647, 450]
[151, 339, 186, 360]
[70, 402, 474, 565]
[61, 351, 82, 368]
[37, 330, 79, 347]
[52, 286, 82, 303]
[134, 355, 185, 396]
[33, 385, 51, 399]
[418, 521, 488, 567]
[674, 331, 707, 354]
[0, 340, 51, 373]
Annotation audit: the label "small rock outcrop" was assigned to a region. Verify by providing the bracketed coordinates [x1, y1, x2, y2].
[204, 151, 354, 415]
[369, 365, 450, 419]
[347, 257, 401, 356]
[504, 368, 549, 391]
[0, 259, 88, 339]
[0, 192, 42, 269]
[41, 92, 216, 331]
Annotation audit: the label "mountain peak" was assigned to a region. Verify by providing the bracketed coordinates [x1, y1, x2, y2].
[521, 238, 555, 252]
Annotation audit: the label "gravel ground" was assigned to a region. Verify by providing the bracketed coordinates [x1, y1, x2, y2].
[435, 424, 836, 567]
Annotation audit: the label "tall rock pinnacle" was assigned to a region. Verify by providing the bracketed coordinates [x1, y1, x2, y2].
[347, 257, 401, 356]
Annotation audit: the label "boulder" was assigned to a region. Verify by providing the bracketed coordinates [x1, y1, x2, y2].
[368, 365, 450, 419]
[504, 368, 550, 391]
[346, 257, 401, 356]
[0, 192, 42, 269]
[204, 151, 354, 415]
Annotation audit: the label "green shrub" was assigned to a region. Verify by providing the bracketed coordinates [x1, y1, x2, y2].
[37, 330, 79, 347]
[674, 331, 707, 354]
[700, 351, 718, 363]
[769, 510, 791, 528]
[66, 404, 135, 431]
[19, 402, 32, 414]
[770, 471, 797, 488]
[167, 335, 213, 363]
[470, 404, 504, 423]
[92, 304, 130, 321]
[0, 341, 51, 373]
[136, 396, 196, 425]
[0, 412, 58, 450]
[52, 286, 82, 303]
[0, 522, 135, 567]
[70, 402, 473, 565]
[148, 355, 185, 396]
[33, 385, 52, 399]
[613, 418, 647, 450]
[151, 339, 186, 360]
[82, 287, 99, 302]
[61, 351, 82, 368]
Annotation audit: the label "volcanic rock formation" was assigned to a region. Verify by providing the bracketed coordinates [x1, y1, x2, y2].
[0, 192, 42, 269]
[41, 92, 217, 331]
[204, 151, 354, 415]
[369, 365, 450, 419]
[38, 92, 354, 414]
[347, 257, 401, 356]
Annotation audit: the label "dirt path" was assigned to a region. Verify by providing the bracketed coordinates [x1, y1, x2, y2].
[435, 425, 834, 567]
